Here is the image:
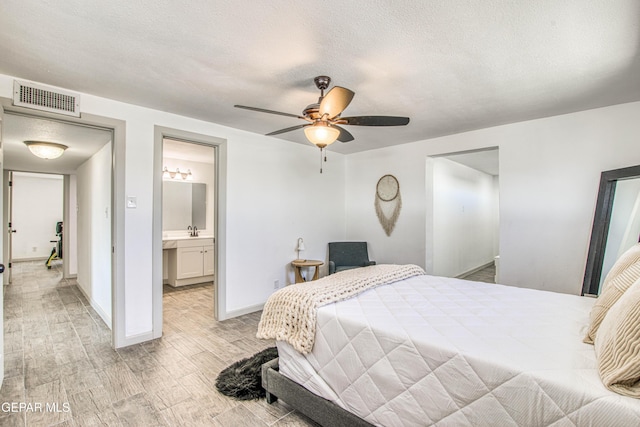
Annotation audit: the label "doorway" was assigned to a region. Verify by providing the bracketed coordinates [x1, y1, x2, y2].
[161, 137, 215, 287]
[2, 112, 113, 325]
[0, 100, 126, 350]
[428, 147, 500, 281]
[152, 126, 225, 339]
[7, 171, 64, 281]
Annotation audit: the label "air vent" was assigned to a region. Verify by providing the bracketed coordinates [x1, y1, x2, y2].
[13, 80, 81, 117]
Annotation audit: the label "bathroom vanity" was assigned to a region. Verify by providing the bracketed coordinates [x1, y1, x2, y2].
[162, 179, 214, 287]
[163, 236, 214, 287]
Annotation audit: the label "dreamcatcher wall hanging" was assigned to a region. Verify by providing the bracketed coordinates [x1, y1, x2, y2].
[375, 174, 402, 236]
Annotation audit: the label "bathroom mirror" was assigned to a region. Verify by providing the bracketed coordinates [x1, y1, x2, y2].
[582, 165, 640, 295]
[162, 181, 206, 231]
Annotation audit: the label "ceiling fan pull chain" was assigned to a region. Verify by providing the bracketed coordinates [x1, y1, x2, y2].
[319, 148, 323, 174]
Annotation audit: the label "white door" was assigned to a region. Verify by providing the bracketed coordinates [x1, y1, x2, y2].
[0, 103, 5, 384]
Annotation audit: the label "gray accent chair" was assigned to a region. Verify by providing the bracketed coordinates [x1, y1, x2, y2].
[328, 242, 376, 275]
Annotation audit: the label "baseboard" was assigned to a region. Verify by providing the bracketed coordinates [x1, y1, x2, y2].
[90, 300, 112, 329]
[221, 303, 265, 321]
[119, 331, 155, 349]
[75, 282, 112, 328]
[168, 275, 214, 287]
[457, 261, 495, 279]
[12, 257, 48, 262]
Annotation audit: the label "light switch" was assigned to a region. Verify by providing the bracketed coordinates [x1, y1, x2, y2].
[127, 196, 137, 208]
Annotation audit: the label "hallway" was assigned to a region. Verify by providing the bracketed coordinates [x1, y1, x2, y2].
[0, 261, 316, 426]
[462, 263, 496, 283]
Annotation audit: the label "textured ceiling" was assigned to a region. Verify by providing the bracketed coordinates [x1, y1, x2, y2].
[163, 139, 215, 165]
[0, 1, 638, 154]
[3, 113, 112, 174]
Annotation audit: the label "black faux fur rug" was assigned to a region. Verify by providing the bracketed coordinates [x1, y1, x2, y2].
[215, 347, 278, 400]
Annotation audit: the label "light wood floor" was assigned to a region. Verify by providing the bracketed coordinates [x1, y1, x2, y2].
[1, 261, 318, 426]
[461, 263, 496, 283]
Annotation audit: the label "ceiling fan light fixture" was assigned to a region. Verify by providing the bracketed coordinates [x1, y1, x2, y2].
[24, 141, 68, 160]
[304, 122, 340, 148]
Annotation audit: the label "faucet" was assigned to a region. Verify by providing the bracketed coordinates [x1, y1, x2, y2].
[187, 225, 199, 237]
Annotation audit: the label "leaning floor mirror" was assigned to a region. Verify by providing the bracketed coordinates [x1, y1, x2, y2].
[583, 165, 640, 296]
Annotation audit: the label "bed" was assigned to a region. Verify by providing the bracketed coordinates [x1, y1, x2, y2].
[258, 267, 640, 427]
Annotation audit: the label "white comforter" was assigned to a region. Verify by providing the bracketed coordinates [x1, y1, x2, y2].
[277, 275, 640, 426]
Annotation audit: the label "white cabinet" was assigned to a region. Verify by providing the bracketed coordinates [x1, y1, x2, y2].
[166, 238, 214, 287]
[203, 245, 215, 276]
[177, 246, 206, 279]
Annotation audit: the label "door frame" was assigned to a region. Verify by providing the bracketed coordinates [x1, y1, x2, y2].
[426, 147, 500, 278]
[6, 170, 66, 279]
[152, 126, 227, 338]
[0, 97, 127, 348]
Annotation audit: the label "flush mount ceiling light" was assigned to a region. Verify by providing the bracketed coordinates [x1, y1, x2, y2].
[24, 141, 68, 160]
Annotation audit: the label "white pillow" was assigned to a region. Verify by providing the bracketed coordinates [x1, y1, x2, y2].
[595, 276, 640, 397]
[584, 243, 640, 344]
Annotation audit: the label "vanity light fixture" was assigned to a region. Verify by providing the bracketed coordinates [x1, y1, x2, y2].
[24, 141, 68, 160]
[162, 166, 193, 181]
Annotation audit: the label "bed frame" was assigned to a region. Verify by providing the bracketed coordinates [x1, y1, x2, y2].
[262, 357, 373, 427]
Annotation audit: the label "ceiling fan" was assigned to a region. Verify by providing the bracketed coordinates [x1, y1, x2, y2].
[234, 76, 410, 149]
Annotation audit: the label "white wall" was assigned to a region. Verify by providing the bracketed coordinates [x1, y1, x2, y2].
[346, 101, 640, 295]
[431, 158, 497, 277]
[0, 73, 347, 341]
[224, 136, 346, 310]
[11, 172, 63, 260]
[77, 142, 112, 326]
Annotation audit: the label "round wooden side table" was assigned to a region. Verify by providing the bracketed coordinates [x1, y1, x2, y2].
[291, 259, 323, 283]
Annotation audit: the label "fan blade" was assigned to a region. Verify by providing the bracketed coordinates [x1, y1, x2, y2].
[334, 125, 354, 142]
[341, 116, 410, 126]
[319, 87, 355, 119]
[234, 105, 306, 120]
[266, 124, 309, 136]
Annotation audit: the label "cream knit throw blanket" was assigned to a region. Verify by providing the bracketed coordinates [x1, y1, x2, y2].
[256, 264, 425, 354]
